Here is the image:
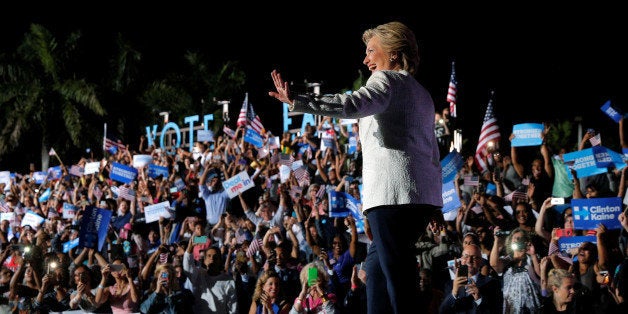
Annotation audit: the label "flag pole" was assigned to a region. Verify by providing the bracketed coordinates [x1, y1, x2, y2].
[103, 123, 107, 154]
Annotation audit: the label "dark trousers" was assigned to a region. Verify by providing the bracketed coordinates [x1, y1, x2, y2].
[365, 204, 438, 314]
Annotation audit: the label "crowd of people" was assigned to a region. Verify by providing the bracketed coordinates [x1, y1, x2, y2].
[1, 20, 628, 314]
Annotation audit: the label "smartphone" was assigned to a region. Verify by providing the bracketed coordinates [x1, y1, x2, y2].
[556, 228, 574, 237]
[193, 235, 208, 244]
[160, 272, 168, 286]
[109, 264, 125, 272]
[551, 197, 565, 205]
[457, 265, 468, 278]
[169, 187, 178, 193]
[307, 267, 318, 286]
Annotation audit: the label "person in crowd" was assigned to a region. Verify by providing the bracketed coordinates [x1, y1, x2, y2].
[268, 21, 443, 313]
[289, 261, 337, 313]
[249, 269, 291, 314]
[96, 258, 140, 313]
[184, 238, 238, 314]
[490, 227, 542, 313]
[439, 244, 502, 313]
[69, 264, 111, 313]
[139, 264, 195, 314]
[32, 256, 70, 313]
[540, 267, 582, 313]
[198, 159, 231, 233]
[509, 131, 553, 211]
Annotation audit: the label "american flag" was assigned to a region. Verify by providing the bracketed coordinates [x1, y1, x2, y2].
[236, 93, 249, 127]
[246, 235, 264, 258]
[447, 61, 458, 118]
[293, 166, 310, 186]
[589, 133, 602, 146]
[223, 126, 236, 139]
[278, 153, 295, 167]
[247, 102, 265, 134]
[474, 91, 501, 174]
[117, 185, 136, 201]
[104, 136, 126, 153]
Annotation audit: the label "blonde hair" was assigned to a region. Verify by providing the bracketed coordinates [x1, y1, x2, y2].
[547, 268, 574, 293]
[299, 261, 329, 287]
[150, 264, 181, 291]
[362, 21, 420, 75]
[252, 270, 283, 303]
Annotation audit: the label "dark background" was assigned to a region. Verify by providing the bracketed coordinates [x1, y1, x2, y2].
[2, 4, 627, 156]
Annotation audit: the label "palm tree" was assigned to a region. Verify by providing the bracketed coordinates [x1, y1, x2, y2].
[140, 51, 246, 138]
[0, 23, 105, 170]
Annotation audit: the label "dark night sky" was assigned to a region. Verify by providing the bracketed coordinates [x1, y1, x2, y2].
[2, 4, 627, 154]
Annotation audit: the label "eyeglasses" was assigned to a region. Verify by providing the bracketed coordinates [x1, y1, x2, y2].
[461, 254, 481, 262]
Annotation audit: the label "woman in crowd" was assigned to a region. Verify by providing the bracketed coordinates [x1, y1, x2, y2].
[249, 270, 290, 314]
[491, 227, 542, 313]
[289, 261, 336, 313]
[96, 258, 140, 313]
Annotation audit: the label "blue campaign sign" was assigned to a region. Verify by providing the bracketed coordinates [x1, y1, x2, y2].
[592, 146, 613, 169]
[79, 206, 113, 251]
[147, 163, 169, 179]
[243, 128, 264, 148]
[63, 237, 80, 253]
[557, 235, 597, 253]
[563, 148, 608, 179]
[600, 100, 622, 123]
[48, 166, 62, 180]
[441, 180, 461, 215]
[571, 197, 623, 230]
[109, 162, 138, 184]
[441, 149, 464, 183]
[328, 190, 365, 233]
[511, 123, 544, 147]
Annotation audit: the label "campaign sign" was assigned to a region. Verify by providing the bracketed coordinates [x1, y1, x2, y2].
[132, 154, 153, 168]
[222, 171, 254, 199]
[33, 171, 47, 184]
[557, 235, 597, 253]
[63, 237, 80, 253]
[563, 148, 609, 179]
[601, 100, 622, 123]
[511, 123, 544, 147]
[84, 162, 101, 175]
[571, 197, 622, 230]
[197, 129, 214, 142]
[48, 166, 62, 180]
[328, 190, 365, 233]
[441, 181, 461, 221]
[144, 201, 172, 223]
[63, 203, 78, 219]
[109, 162, 138, 184]
[243, 128, 264, 148]
[79, 206, 112, 251]
[441, 149, 464, 183]
[147, 164, 169, 179]
[592, 146, 613, 169]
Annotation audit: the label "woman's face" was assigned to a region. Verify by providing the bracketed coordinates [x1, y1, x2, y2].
[263, 277, 281, 298]
[515, 205, 529, 225]
[553, 276, 575, 304]
[363, 36, 395, 72]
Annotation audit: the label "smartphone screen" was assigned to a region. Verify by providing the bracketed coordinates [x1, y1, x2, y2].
[193, 235, 208, 244]
[307, 267, 318, 286]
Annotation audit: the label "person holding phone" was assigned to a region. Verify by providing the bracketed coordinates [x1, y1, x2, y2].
[439, 244, 502, 313]
[140, 264, 195, 314]
[95, 259, 139, 313]
[291, 261, 336, 313]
